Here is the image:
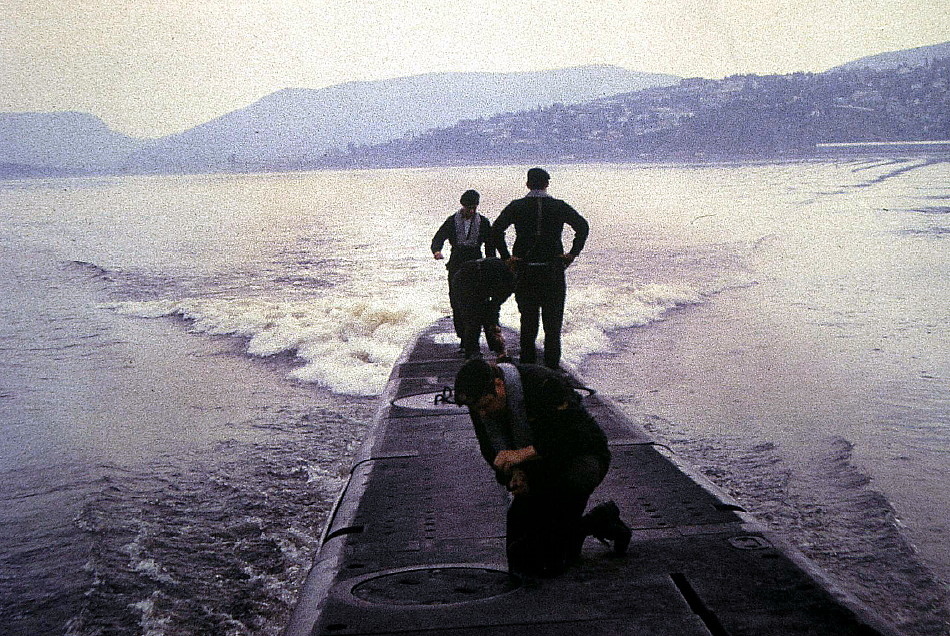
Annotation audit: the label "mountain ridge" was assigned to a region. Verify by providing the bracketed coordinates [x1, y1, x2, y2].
[322, 55, 950, 167]
[121, 65, 680, 173]
[0, 111, 139, 175]
[830, 41, 950, 72]
[2, 43, 948, 178]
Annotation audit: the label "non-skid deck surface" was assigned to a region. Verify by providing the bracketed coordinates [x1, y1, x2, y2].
[285, 319, 897, 636]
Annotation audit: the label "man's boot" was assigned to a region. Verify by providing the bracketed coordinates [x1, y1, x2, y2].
[581, 500, 632, 556]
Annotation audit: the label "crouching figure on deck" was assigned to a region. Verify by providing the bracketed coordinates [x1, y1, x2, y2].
[451, 257, 514, 362]
[454, 359, 631, 579]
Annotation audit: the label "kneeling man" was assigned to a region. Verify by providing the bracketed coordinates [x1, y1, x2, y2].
[454, 359, 631, 578]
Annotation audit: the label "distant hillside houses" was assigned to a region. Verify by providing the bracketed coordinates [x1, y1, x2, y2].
[321, 58, 950, 167]
[2, 45, 948, 179]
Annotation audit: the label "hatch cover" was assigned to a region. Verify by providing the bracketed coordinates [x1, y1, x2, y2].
[728, 535, 773, 550]
[392, 384, 594, 411]
[391, 390, 461, 411]
[350, 565, 515, 605]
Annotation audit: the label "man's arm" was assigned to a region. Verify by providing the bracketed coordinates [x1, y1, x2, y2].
[563, 204, 590, 259]
[470, 410, 512, 468]
[480, 216, 497, 258]
[493, 446, 538, 473]
[490, 205, 514, 261]
[486, 259, 514, 306]
[431, 217, 453, 255]
[494, 446, 539, 496]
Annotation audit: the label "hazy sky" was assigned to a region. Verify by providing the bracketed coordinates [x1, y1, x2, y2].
[3, 0, 947, 138]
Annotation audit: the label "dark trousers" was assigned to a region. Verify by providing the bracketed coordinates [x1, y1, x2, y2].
[458, 305, 505, 359]
[447, 269, 463, 338]
[505, 454, 607, 577]
[452, 271, 506, 358]
[515, 263, 566, 368]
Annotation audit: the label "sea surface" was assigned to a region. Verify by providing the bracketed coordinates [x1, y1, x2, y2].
[0, 159, 947, 635]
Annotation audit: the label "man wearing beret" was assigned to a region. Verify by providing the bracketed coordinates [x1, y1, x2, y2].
[432, 189, 496, 349]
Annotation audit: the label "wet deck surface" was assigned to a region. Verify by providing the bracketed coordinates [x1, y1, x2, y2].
[285, 319, 898, 636]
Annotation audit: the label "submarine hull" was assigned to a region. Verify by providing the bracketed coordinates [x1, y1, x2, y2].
[285, 318, 899, 636]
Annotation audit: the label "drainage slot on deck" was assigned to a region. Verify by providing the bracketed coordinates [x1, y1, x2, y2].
[714, 503, 746, 512]
[324, 525, 365, 542]
[350, 566, 515, 606]
[670, 572, 730, 636]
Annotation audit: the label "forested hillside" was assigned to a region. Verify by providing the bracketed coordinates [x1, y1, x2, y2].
[322, 59, 950, 166]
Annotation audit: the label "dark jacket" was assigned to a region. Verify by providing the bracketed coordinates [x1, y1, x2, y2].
[451, 257, 514, 314]
[431, 213, 495, 271]
[491, 195, 589, 263]
[471, 364, 609, 471]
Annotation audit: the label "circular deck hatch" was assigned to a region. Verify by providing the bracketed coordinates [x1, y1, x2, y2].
[392, 384, 595, 411]
[350, 565, 515, 605]
[391, 391, 461, 411]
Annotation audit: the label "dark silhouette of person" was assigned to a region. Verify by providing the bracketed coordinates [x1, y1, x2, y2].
[432, 189, 495, 347]
[451, 257, 514, 361]
[454, 358, 630, 578]
[491, 168, 588, 368]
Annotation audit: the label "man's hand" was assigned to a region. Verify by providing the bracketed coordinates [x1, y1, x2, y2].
[507, 468, 529, 496]
[560, 253, 576, 267]
[433, 251, 444, 260]
[493, 446, 537, 473]
[505, 256, 521, 273]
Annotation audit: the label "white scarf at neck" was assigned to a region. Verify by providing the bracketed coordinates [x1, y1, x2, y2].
[454, 208, 479, 248]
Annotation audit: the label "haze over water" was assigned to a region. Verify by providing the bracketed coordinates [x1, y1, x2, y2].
[0, 158, 947, 634]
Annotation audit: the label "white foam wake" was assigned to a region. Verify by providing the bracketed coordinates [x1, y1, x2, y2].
[109, 281, 701, 396]
[110, 289, 444, 396]
[560, 282, 703, 364]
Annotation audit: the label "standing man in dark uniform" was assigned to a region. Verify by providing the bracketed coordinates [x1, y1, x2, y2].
[432, 190, 495, 349]
[492, 168, 588, 369]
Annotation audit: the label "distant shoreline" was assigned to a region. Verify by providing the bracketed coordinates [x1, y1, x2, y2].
[817, 140, 950, 148]
[3, 148, 950, 182]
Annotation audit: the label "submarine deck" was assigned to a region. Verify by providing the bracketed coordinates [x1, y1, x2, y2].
[285, 318, 898, 636]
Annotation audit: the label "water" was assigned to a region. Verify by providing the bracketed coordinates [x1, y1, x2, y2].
[0, 160, 946, 634]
